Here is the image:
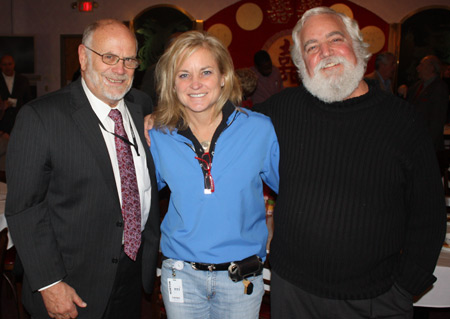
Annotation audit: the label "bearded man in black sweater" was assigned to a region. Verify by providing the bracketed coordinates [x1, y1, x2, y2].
[256, 7, 447, 319]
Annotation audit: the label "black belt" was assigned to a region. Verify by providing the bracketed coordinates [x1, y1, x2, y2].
[161, 256, 232, 272]
[190, 261, 231, 271]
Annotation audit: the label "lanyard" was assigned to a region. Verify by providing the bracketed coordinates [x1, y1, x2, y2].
[97, 112, 140, 156]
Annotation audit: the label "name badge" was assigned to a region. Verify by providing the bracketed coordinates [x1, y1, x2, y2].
[167, 278, 184, 303]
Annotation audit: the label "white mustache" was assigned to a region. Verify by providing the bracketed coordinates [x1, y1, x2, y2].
[103, 72, 129, 81]
[315, 57, 348, 73]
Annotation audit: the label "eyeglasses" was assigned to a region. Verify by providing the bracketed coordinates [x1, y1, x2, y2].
[195, 152, 215, 194]
[84, 46, 140, 69]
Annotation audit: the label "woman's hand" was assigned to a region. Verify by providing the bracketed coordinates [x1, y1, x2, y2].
[144, 113, 155, 147]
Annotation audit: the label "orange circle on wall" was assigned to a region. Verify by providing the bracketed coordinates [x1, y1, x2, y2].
[330, 4, 354, 18]
[361, 26, 385, 54]
[207, 23, 233, 48]
[236, 3, 263, 31]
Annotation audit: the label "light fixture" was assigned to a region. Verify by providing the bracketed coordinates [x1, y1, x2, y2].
[71, 1, 99, 12]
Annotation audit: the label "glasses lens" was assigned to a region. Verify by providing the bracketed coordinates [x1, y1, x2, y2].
[124, 58, 140, 69]
[102, 54, 120, 65]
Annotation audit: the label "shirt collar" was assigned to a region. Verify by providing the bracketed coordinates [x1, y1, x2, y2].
[81, 77, 126, 123]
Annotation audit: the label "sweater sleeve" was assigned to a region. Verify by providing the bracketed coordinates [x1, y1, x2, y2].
[396, 131, 447, 295]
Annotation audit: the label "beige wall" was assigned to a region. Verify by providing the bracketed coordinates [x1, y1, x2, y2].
[0, 0, 447, 96]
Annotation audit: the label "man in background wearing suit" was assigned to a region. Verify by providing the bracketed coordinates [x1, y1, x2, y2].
[406, 55, 449, 152]
[0, 54, 32, 113]
[6, 19, 160, 319]
[0, 54, 32, 168]
[364, 51, 396, 93]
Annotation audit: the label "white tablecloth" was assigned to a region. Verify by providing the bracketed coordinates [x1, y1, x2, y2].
[414, 249, 450, 308]
[0, 182, 12, 249]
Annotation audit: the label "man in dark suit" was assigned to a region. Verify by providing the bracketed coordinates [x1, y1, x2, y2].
[406, 55, 449, 152]
[0, 54, 32, 111]
[0, 54, 32, 168]
[5, 19, 160, 319]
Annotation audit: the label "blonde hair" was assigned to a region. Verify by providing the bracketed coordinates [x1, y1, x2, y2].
[154, 31, 242, 131]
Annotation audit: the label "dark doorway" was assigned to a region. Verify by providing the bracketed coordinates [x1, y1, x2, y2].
[398, 7, 450, 87]
[132, 5, 196, 89]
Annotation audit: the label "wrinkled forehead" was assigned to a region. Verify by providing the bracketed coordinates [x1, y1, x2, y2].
[300, 14, 348, 44]
[92, 24, 137, 53]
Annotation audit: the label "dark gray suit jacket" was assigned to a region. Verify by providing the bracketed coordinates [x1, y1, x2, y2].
[5, 78, 160, 318]
[407, 77, 449, 151]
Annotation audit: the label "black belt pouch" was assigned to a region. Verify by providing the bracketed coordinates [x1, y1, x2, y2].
[228, 255, 264, 282]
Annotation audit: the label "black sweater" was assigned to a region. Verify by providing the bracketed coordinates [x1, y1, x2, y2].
[257, 82, 446, 299]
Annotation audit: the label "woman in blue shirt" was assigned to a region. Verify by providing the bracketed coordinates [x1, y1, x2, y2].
[149, 31, 279, 319]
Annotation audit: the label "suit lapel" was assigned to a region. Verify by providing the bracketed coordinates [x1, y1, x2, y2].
[69, 80, 119, 202]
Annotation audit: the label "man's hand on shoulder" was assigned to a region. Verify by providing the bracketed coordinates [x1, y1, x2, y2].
[40, 281, 87, 319]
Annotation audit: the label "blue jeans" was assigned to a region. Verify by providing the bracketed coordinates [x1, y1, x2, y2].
[161, 258, 264, 319]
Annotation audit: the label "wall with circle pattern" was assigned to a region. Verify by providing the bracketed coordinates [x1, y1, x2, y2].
[204, 0, 389, 87]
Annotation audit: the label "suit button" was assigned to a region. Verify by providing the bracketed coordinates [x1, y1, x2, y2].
[112, 258, 119, 263]
[116, 221, 123, 227]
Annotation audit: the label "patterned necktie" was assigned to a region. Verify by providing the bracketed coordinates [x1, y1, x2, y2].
[109, 109, 141, 260]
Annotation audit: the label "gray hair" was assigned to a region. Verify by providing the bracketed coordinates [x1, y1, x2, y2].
[374, 52, 395, 70]
[82, 19, 138, 51]
[290, 7, 371, 79]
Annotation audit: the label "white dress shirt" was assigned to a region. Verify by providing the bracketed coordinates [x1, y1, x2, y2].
[82, 78, 152, 231]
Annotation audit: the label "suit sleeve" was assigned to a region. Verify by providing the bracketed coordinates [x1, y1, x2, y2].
[5, 104, 67, 291]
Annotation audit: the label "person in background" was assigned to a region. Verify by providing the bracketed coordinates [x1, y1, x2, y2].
[140, 32, 185, 106]
[5, 19, 160, 319]
[255, 7, 446, 319]
[0, 54, 32, 112]
[235, 67, 258, 108]
[250, 50, 284, 104]
[408, 55, 448, 152]
[399, 55, 449, 173]
[0, 54, 32, 169]
[149, 31, 279, 319]
[364, 51, 396, 93]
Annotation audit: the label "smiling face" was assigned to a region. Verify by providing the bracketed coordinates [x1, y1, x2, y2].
[79, 22, 136, 107]
[297, 13, 367, 102]
[300, 14, 357, 79]
[174, 47, 224, 119]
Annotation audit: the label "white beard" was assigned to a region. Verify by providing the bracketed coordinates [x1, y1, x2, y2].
[300, 56, 365, 103]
